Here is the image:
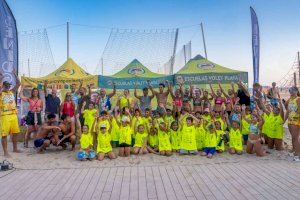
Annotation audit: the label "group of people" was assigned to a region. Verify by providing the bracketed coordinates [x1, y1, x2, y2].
[1, 75, 300, 162]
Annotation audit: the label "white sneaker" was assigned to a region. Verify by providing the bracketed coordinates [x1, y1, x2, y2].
[293, 156, 300, 162]
[288, 152, 295, 157]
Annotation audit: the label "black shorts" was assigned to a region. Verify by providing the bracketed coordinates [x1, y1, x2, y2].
[26, 112, 42, 126]
[59, 135, 72, 143]
[119, 143, 131, 147]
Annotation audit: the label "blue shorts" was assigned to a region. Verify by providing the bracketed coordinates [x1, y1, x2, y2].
[243, 134, 248, 142]
[204, 147, 216, 155]
[34, 138, 50, 148]
[179, 149, 198, 155]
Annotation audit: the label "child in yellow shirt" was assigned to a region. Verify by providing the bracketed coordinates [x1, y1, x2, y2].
[76, 123, 95, 161]
[133, 124, 148, 154]
[158, 121, 172, 156]
[96, 122, 116, 161]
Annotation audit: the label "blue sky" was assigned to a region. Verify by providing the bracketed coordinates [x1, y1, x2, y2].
[7, 0, 300, 85]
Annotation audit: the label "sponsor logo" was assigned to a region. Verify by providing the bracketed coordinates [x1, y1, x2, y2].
[55, 69, 75, 76]
[197, 63, 214, 70]
[128, 67, 145, 75]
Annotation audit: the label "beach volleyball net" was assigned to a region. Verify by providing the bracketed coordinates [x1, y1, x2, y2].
[97, 28, 179, 75]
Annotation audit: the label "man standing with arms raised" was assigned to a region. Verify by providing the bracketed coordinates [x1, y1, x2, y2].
[148, 80, 170, 114]
[0, 71, 21, 157]
[134, 83, 154, 114]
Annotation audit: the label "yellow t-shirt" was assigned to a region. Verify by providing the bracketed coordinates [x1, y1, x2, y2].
[111, 117, 120, 142]
[97, 132, 112, 153]
[180, 125, 197, 151]
[170, 129, 181, 150]
[241, 114, 251, 135]
[134, 132, 148, 148]
[119, 125, 132, 145]
[262, 113, 273, 136]
[119, 96, 129, 110]
[149, 134, 158, 148]
[195, 125, 206, 150]
[229, 128, 243, 151]
[158, 129, 172, 151]
[83, 109, 97, 130]
[0, 91, 17, 115]
[164, 115, 174, 128]
[269, 114, 284, 139]
[80, 133, 93, 149]
[216, 130, 225, 151]
[205, 132, 217, 148]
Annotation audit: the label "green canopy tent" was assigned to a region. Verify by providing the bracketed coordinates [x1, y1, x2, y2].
[112, 59, 165, 78]
[174, 54, 248, 89]
[99, 59, 173, 89]
[98, 59, 174, 108]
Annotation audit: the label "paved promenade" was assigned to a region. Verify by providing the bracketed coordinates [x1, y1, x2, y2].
[0, 146, 300, 200]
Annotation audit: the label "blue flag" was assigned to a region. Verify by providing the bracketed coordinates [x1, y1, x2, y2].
[250, 7, 259, 84]
[0, 0, 18, 86]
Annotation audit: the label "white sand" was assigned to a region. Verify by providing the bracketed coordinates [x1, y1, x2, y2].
[0, 129, 295, 170]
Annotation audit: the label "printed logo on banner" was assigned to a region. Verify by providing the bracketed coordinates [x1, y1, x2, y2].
[55, 69, 75, 77]
[128, 67, 145, 75]
[197, 63, 214, 70]
[175, 75, 184, 84]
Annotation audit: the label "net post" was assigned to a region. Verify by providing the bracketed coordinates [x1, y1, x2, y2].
[201, 22, 208, 60]
[170, 28, 179, 75]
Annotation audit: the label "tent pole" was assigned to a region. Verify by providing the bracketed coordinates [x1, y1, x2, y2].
[183, 44, 187, 64]
[101, 58, 104, 75]
[298, 51, 300, 87]
[67, 22, 70, 59]
[27, 58, 30, 77]
[170, 28, 179, 75]
[200, 22, 208, 60]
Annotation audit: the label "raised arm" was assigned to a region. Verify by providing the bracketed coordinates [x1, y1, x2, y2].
[19, 86, 29, 102]
[189, 83, 193, 98]
[76, 80, 83, 94]
[209, 83, 216, 98]
[12, 71, 20, 93]
[44, 81, 48, 96]
[87, 84, 92, 96]
[147, 80, 157, 95]
[278, 94, 284, 119]
[108, 82, 116, 98]
[169, 84, 175, 99]
[237, 81, 250, 97]
[218, 82, 229, 98]
[231, 82, 236, 96]
[134, 83, 141, 100]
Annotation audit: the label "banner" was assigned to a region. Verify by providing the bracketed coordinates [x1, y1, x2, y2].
[250, 6, 260, 84]
[0, 0, 18, 86]
[174, 72, 248, 85]
[98, 75, 174, 89]
[21, 75, 98, 90]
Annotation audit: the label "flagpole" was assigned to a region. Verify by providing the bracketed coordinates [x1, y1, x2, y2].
[298, 51, 300, 84]
[67, 21, 70, 59]
[200, 22, 208, 60]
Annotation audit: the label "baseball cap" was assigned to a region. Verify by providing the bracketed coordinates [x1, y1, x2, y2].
[100, 124, 107, 129]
